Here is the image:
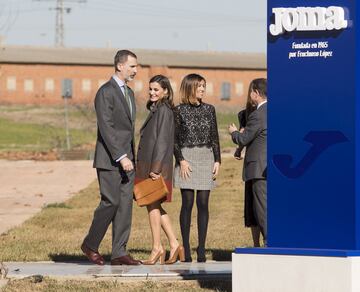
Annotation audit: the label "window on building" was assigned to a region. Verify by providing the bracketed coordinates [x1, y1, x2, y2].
[235, 82, 244, 97]
[221, 82, 231, 100]
[206, 82, 214, 96]
[82, 79, 91, 92]
[7, 77, 16, 91]
[134, 80, 143, 92]
[61, 79, 73, 98]
[24, 79, 34, 92]
[45, 78, 55, 92]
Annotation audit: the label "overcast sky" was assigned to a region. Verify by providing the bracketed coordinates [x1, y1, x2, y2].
[0, 0, 266, 53]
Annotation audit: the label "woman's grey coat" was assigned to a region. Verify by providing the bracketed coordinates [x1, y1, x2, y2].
[135, 102, 174, 201]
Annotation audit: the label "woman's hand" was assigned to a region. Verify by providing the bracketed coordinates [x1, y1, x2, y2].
[212, 162, 220, 180]
[149, 172, 161, 180]
[180, 160, 192, 180]
[234, 148, 242, 160]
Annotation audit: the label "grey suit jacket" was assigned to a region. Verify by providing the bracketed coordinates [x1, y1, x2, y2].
[231, 102, 267, 181]
[93, 77, 136, 170]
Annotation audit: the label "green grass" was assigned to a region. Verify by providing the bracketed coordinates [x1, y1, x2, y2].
[216, 112, 240, 149]
[0, 105, 43, 112]
[44, 203, 73, 209]
[0, 117, 95, 152]
[0, 105, 240, 153]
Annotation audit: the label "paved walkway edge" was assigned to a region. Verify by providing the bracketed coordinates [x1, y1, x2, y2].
[3, 261, 232, 281]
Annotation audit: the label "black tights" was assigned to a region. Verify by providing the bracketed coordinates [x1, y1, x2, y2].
[180, 189, 210, 260]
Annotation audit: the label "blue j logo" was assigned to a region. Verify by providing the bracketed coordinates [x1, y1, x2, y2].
[273, 131, 348, 179]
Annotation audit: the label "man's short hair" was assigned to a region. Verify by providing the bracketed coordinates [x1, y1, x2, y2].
[114, 50, 137, 71]
[250, 78, 267, 99]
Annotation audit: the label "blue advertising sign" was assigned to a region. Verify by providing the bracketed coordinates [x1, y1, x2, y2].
[268, 0, 359, 250]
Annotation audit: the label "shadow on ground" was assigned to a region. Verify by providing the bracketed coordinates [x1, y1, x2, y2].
[49, 248, 150, 262]
[209, 248, 233, 261]
[50, 248, 234, 262]
[198, 279, 232, 292]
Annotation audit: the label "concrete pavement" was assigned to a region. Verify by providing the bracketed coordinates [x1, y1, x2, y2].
[4, 261, 231, 280]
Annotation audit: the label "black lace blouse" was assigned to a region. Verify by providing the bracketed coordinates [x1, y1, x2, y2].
[174, 102, 221, 163]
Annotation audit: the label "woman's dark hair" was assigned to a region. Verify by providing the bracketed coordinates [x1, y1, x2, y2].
[245, 85, 256, 120]
[179, 73, 206, 105]
[147, 75, 174, 110]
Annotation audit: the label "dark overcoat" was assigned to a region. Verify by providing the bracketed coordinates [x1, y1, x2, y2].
[231, 103, 267, 181]
[135, 102, 174, 201]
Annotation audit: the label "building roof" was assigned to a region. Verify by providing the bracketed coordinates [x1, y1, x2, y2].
[0, 45, 266, 70]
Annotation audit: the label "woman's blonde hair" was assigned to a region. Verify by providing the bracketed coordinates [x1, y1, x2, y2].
[179, 73, 206, 105]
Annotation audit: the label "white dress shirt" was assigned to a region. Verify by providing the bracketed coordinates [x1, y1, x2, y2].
[257, 100, 267, 109]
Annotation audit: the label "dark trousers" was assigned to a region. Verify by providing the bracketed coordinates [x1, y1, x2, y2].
[83, 168, 134, 259]
[249, 179, 267, 241]
[244, 180, 258, 227]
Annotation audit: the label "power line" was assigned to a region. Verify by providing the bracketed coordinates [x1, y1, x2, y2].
[0, 2, 19, 38]
[32, 0, 86, 47]
[82, 1, 263, 23]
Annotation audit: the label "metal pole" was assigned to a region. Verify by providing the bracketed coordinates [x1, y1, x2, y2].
[64, 96, 71, 150]
[33, 0, 87, 47]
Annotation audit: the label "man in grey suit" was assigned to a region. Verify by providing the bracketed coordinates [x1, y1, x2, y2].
[228, 78, 267, 244]
[81, 50, 141, 265]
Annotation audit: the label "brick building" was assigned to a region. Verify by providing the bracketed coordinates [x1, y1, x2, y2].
[0, 45, 266, 108]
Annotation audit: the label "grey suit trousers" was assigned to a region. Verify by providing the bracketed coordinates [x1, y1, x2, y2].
[251, 179, 267, 241]
[84, 168, 134, 259]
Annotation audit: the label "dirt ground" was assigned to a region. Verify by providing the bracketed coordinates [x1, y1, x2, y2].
[0, 160, 96, 235]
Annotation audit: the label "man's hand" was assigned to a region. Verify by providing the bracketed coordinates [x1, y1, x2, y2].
[149, 172, 161, 180]
[120, 157, 134, 172]
[228, 123, 238, 134]
[180, 160, 192, 180]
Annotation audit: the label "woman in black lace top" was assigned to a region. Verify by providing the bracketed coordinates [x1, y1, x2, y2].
[173, 73, 221, 262]
[174, 102, 221, 163]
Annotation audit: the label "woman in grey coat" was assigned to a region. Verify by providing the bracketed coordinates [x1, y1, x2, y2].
[135, 75, 184, 265]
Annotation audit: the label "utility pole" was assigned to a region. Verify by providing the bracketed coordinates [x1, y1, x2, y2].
[55, 0, 65, 47]
[33, 0, 86, 47]
[62, 78, 73, 150]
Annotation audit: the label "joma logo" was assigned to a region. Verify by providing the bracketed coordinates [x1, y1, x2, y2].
[269, 6, 348, 36]
[273, 131, 348, 179]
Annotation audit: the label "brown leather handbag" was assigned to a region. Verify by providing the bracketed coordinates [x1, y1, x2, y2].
[133, 176, 169, 207]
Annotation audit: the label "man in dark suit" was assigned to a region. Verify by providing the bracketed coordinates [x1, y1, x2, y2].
[81, 50, 141, 265]
[228, 78, 267, 244]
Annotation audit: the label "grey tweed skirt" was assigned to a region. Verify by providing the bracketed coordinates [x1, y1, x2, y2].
[174, 146, 216, 190]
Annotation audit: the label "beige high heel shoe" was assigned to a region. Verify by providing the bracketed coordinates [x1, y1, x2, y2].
[165, 245, 185, 264]
[143, 248, 166, 265]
